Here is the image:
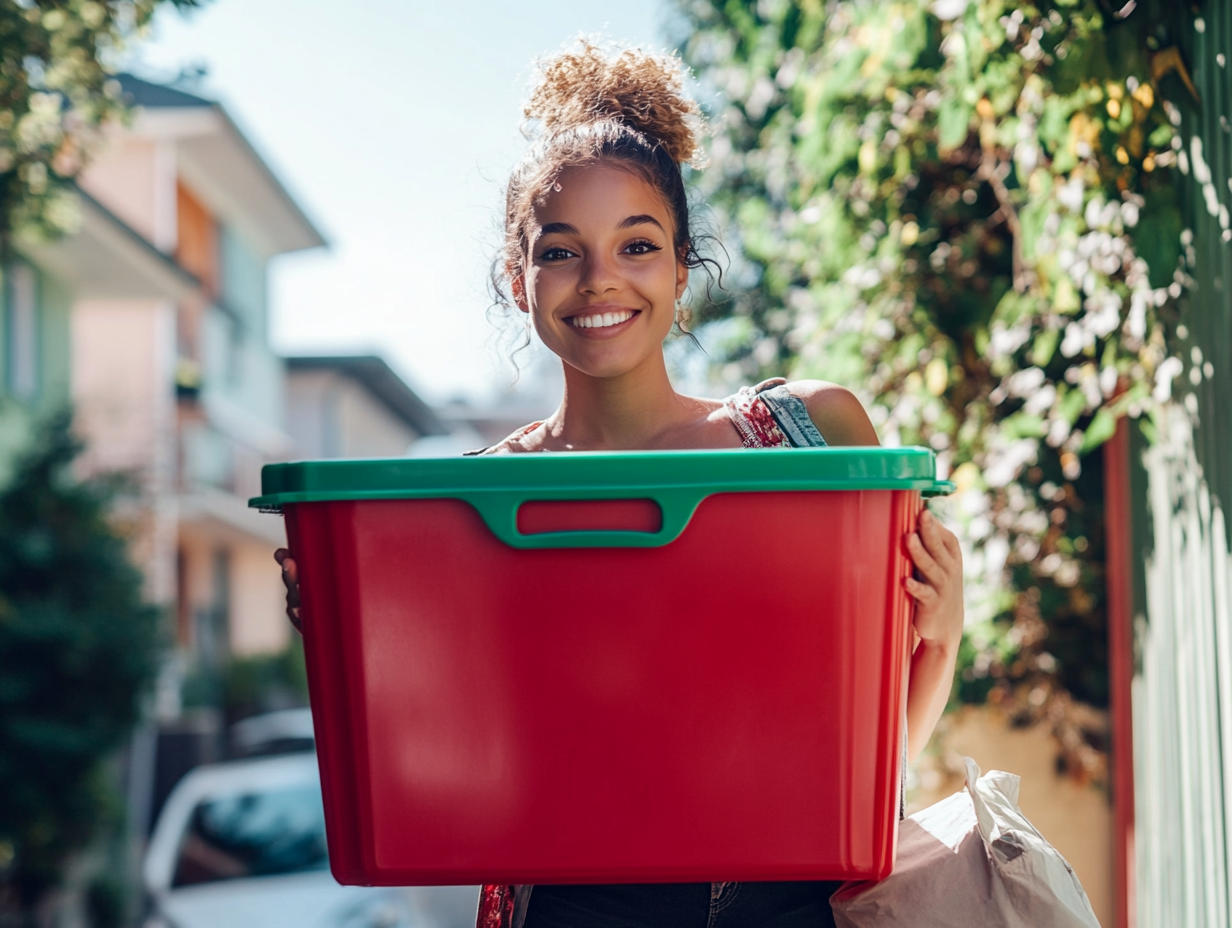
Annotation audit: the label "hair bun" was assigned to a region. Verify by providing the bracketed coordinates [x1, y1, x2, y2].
[524, 40, 703, 166]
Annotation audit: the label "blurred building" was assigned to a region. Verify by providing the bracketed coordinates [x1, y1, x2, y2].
[70, 74, 326, 680]
[0, 74, 455, 692]
[285, 354, 447, 458]
[43, 76, 446, 840]
[0, 174, 194, 484]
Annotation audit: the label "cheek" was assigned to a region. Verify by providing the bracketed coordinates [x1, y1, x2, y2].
[527, 265, 568, 303]
[631, 257, 680, 295]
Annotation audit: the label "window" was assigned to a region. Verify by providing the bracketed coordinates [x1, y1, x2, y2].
[5, 261, 38, 399]
[171, 783, 329, 887]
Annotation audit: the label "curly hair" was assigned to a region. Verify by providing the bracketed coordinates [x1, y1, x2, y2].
[491, 40, 718, 336]
[523, 42, 703, 165]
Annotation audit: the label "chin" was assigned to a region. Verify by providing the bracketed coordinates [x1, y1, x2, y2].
[564, 352, 653, 381]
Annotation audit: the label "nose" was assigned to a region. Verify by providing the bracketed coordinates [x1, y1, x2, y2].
[577, 250, 620, 296]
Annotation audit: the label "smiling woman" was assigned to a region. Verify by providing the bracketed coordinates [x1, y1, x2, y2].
[277, 38, 966, 928]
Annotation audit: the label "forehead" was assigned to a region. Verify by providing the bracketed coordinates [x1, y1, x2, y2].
[531, 163, 672, 229]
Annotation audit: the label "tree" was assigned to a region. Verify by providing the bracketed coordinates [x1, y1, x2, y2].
[676, 0, 1197, 781]
[0, 414, 160, 924]
[0, 0, 202, 243]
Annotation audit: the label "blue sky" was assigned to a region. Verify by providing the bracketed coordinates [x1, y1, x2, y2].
[132, 0, 675, 404]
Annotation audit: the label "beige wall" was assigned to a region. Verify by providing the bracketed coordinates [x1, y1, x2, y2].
[229, 541, 290, 656]
[337, 377, 418, 457]
[286, 369, 419, 459]
[178, 525, 287, 658]
[176, 530, 214, 651]
[911, 706, 1112, 928]
[72, 299, 178, 604]
[78, 137, 177, 251]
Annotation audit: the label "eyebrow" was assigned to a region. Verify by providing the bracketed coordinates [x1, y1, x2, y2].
[618, 214, 665, 231]
[536, 215, 666, 238]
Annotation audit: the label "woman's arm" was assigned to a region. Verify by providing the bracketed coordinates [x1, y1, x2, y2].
[902, 509, 963, 760]
[792, 380, 963, 761]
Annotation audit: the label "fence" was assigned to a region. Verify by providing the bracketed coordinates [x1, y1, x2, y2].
[1130, 3, 1232, 925]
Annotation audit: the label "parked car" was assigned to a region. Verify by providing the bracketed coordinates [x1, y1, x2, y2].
[143, 720, 478, 928]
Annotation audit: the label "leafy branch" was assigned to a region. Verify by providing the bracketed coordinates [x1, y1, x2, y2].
[678, 0, 1201, 782]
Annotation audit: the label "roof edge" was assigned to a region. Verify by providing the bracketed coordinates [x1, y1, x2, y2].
[212, 105, 328, 253]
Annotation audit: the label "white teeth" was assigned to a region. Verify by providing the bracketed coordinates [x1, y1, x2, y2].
[571, 310, 633, 329]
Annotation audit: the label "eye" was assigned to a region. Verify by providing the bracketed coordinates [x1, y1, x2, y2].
[538, 246, 577, 262]
[624, 239, 663, 256]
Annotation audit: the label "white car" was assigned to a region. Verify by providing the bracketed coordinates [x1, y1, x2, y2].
[143, 748, 479, 928]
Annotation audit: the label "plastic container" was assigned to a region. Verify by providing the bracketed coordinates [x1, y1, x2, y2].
[251, 448, 952, 886]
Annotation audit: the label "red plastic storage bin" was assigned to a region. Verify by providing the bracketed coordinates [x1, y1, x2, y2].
[251, 448, 951, 886]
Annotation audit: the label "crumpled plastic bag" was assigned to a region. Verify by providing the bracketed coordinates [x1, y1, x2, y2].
[830, 757, 1101, 928]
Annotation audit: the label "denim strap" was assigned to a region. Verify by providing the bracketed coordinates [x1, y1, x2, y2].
[757, 384, 827, 448]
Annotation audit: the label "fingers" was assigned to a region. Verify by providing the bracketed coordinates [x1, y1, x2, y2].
[275, 548, 303, 635]
[911, 510, 960, 574]
[906, 509, 963, 605]
[904, 575, 938, 605]
[905, 532, 945, 588]
[920, 509, 962, 561]
[278, 555, 299, 590]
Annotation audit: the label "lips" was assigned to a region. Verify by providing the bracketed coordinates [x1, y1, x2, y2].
[565, 309, 639, 329]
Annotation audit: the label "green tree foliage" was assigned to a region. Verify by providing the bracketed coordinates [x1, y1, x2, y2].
[181, 640, 309, 726]
[221, 643, 308, 724]
[678, 0, 1198, 781]
[0, 0, 202, 242]
[0, 414, 160, 919]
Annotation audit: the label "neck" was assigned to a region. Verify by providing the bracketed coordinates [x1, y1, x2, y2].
[545, 353, 690, 450]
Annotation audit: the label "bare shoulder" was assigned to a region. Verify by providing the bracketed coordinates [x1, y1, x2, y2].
[783, 380, 880, 447]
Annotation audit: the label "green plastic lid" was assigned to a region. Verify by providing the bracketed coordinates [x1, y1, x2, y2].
[251, 448, 953, 549]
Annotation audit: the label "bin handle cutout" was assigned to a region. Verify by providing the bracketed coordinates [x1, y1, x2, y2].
[517, 498, 662, 536]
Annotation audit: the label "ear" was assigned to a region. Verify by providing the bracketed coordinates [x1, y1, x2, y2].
[511, 273, 530, 313]
[675, 253, 690, 300]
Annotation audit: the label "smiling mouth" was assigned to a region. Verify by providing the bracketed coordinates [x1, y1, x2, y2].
[566, 309, 639, 329]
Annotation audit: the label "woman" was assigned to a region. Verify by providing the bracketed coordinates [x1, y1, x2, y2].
[279, 41, 963, 928]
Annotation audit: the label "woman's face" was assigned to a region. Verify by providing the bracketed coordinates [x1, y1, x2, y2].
[515, 163, 688, 380]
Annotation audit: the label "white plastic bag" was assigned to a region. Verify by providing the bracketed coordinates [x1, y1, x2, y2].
[830, 757, 1101, 928]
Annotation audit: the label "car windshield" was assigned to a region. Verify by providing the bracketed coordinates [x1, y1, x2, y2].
[172, 783, 329, 887]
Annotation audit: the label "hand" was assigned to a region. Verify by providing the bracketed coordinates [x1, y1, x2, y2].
[274, 548, 302, 635]
[904, 508, 964, 652]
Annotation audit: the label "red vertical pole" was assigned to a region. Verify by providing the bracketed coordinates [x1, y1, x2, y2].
[1104, 417, 1136, 928]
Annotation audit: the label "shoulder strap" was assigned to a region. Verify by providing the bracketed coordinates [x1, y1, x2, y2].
[758, 384, 827, 447]
[723, 380, 827, 448]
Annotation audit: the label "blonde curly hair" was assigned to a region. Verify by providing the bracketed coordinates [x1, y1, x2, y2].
[492, 40, 714, 320]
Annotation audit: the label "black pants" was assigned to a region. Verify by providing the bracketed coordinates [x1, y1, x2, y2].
[523, 881, 841, 928]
